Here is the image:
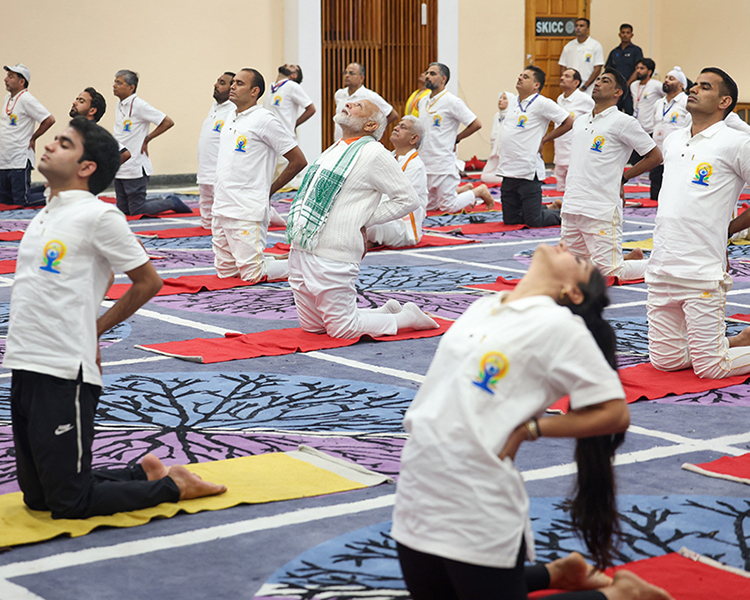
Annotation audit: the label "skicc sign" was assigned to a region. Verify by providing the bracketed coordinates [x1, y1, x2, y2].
[535, 17, 577, 37]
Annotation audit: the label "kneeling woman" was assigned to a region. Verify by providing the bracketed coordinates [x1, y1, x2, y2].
[392, 242, 672, 600]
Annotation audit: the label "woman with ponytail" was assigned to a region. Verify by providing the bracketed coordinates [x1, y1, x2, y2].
[391, 241, 672, 600]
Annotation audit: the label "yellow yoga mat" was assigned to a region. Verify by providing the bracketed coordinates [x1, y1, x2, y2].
[0, 447, 392, 548]
[622, 238, 653, 250]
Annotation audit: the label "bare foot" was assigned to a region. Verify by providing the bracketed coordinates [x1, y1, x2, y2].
[395, 302, 440, 331]
[456, 183, 474, 194]
[547, 552, 612, 591]
[551, 199, 563, 210]
[167, 465, 227, 500]
[601, 570, 674, 600]
[141, 453, 169, 481]
[729, 324, 750, 348]
[624, 248, 644, 261]
[473, 184, 495, 210]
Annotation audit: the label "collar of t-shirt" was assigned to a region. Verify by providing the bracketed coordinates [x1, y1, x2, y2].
[589, 105, 618, 121]
[235, 104, 262, 119]
[119, 93, 136, 109]
[45, 188, 94, 209]
[495, 291, 557, 312]
[691, 120, 726, 140]
[343, 135, 365, 144]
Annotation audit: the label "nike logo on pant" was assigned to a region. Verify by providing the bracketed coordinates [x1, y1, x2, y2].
[54, 424, 74, 436]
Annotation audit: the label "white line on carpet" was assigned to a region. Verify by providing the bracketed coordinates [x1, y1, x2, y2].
[305, 351, 425, 383]
[100, 301, 241, 335]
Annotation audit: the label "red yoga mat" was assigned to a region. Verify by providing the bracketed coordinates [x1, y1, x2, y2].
[265, 235, 478, 257]
[0, 260, 16, 274]
[105, 273, 285, 300]
[426, 203, 502, 217]
[426, 223, 527, 234]
[136, 318, 453, 364]
[124, 208, 202, 221]
[0, 203, 37, 211]
[0, 230, 24, 241]
[682, 453, 750, 485]
[463, 275, 643, 293]
[530, 551, 749, 599]
[135, 224, 286, 239]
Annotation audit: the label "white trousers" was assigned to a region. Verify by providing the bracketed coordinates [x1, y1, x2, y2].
[198, 184, 214, 229]
[554, 164, 568, 192]
[288, 250, 398, 339]
[212, 214, 288, 282]
[426, 173, 476, 213]
[367, 214, 421, 248]
[647, 274, 750, 379]
[561, 212, 647, 280]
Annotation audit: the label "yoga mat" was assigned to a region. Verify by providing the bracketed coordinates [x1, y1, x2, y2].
[463, 275, 642, 292]
[0, 230, 24, 241]
[624, 198, 658, 208]
[105, 273, 286, 300]
[531, 549, 750, 599]
[264, 235, 478, 256]
[425, 222, 527, 234]
[124, 208, 202, 222]
[622, 238, 653, 250]
[0, 260, 16, 274]
[0, 203, 36, 211]
[682, 453, 750, 485]
[136, 318, 453, 364]
[727, 313, 750, 323]
[426, 203, 502, 217]
[135, 224, 286, 239]
[0, 446, 392, 548]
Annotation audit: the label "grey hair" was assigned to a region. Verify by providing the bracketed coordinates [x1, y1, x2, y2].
[401, 114, 425, 148]
[115, 69, 139, 91]
[369, 107, 387, 140]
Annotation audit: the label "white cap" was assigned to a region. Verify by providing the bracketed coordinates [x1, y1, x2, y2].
[667, 66, 687, 89]
[4, 63, 31, 84]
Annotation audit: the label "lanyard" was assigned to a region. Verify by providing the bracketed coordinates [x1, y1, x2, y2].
[400, 151, 420, 240]
[271, 79, 289, 94]
[5, 90, 26, 116]
[401, 151, 419, 172]
[425, 90, 448, 113]
[118, 98, 134, 120]
[662, 99, 676, 118]
[518, 93, 539, 113]
[635, 83, 647, 105]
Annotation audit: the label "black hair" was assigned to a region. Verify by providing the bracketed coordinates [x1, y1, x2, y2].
[526, 65, 546, 90]
[429, 62, 451, 83]
[84, 87, 106, 122]
[564, 268, 626, 570]
[700, 67, 738, 117]
[68, 116, 121, 195]
[576, 18, 591, 28]
[293, 64, 303, 84]
[603, 67, 627, 94]
[637, 58, 656, 75]
[620, 23, 633, 32]
[564, 68, 582, 85]
[240, 68, 265, 98]
[20, 76, 29, 89]
[224, 71, 236, 79]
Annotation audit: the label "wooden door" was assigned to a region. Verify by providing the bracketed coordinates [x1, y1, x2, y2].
[525, 0, 589, 163]
[321, 0, 438, 151]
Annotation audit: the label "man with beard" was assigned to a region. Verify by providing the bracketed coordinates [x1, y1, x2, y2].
[650, 67, 690, 200]
[264, 64, 315, 140]
[333, 62, 397, 141]
[630, 58, 665, 136]
[416, 62, 493, 213]
[69, 88, 131, 163]
[197, 72, 236, 229]
[212, 68, 306, 282]
[287, 100, 438, 338]
[560, 68, 661, 281]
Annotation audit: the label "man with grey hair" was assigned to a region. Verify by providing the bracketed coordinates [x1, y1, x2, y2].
[112, 69, 183, 216]
[333, 62, 397, 141]
[287, 100, 438, 339]
[367, 115, 428, 248]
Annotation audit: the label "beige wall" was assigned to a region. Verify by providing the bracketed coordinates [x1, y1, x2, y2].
[1, 0, 285, 178]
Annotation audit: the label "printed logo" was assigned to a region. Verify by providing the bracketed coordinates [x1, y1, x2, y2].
[273, 95, 282, 106]
[40, 240, 66, 274]
[585, 53, 592, 63]
[569, 111, 576, 119]
[669, 112, 679, 123]
[212, 119, 224, 132]
[516, 115, 527, 128]
[123, 119, 132, 132]
[590, 135, 605, 152]
[54, 424, 74, 436]
[692, 162, 712, 186]
[700, 291, 713, 299]
[432, 115, 442, 127]
[9, 113, 17, 126]
[235, 135, 248, 152]
[472, 352, 509, 394]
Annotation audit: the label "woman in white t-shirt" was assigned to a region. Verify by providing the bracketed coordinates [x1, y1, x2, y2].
[481, 91, 516, 184]
[392, 242, 673, 600]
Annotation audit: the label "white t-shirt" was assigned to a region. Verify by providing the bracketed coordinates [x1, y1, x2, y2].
[213, 105, 297, 222]
[196, 100, 235, 186]
[390, 149, 428, 238]
[562, 106, 656, 221]
[3, 190, 149, 386]
[391, 293, 624, 568]
[630, 79, 665, 134]
[652, 93, 691, 152]
[262, 79, 313, 139]
[113, 94, 167, 179]
[0, 90, 51, 169]
[333, 86, 393, 140]
[647, 121, 750, 282]
[726, 111, 750, 135]
[496, 93, 570, 180]
[417, 91, 477, 175]
[553, 89, 595, 166]
[558, 37, 605, 95]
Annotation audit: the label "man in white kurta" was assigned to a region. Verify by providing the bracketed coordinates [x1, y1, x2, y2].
[561, 68, 662, 281]
[287, 100, 438, 339]
[648, 67, 750, 379]
[557, 19, 604, 96]
[333, 62, 397, 141]
[196, 72, 236, 229]
[213, 69, 306, 282]
[367, 116, 428, 248]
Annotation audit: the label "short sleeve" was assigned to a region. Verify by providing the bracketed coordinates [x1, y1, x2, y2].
[292, 84, 313, 109]
[135, 98, 167, 126]
[371, 92, 394, 118]
[23, 95, 51, 123]
[261, 114, 298, 156]
[605, 49, 615, 69]
[733, 135, 750, 186]
[593, 42, 605, 66]
[92, 209, 149, 273]
[542, 97, 571, 126]
[621, 116, 657, 156]
[453, 97, 477, 127]
[558, 44, 569, 67]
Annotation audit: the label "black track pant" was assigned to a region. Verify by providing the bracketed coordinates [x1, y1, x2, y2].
[397, 541, 607, 600]
[501, 176, 561, 228]
[11, 369, 180, 519]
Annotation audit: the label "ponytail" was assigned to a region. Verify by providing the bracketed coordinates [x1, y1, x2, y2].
[564, 268, 625, 569]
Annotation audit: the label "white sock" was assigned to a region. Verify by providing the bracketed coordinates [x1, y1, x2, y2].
[265, 257, 289, 280]
[394, 302, 439, 331]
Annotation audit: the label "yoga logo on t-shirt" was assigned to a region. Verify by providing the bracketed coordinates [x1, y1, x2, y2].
[669, 112, 679, 124]
[273, 95, 282, 106]
[212, 120, 225, 132]
[8, 113, 17, 126]
[516, 115, 527, 128]
[585, 53, 592, 63]
[590, 135, 605, 152]
[693, 162, 712, 186]
[235, 135, 248, 152]
[472, 352, 509, 394]
[39, 240, 66, 274]
[123, 119, 132, 132]
[432, 115, 442, 127]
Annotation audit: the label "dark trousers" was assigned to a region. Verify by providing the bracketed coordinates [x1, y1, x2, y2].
[501, 176, 561, 228]
[0, 160, 32, 206]
[114, 172, 176, 216]
[649, 164, 664, 200]
[11, 369, 179, 519]
[397, 541, 606, 600]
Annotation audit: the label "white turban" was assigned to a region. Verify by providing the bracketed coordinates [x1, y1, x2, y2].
[667, 66, 687, 89]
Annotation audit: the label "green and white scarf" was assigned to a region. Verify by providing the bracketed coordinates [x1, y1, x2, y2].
[286, 136, 373, 250]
